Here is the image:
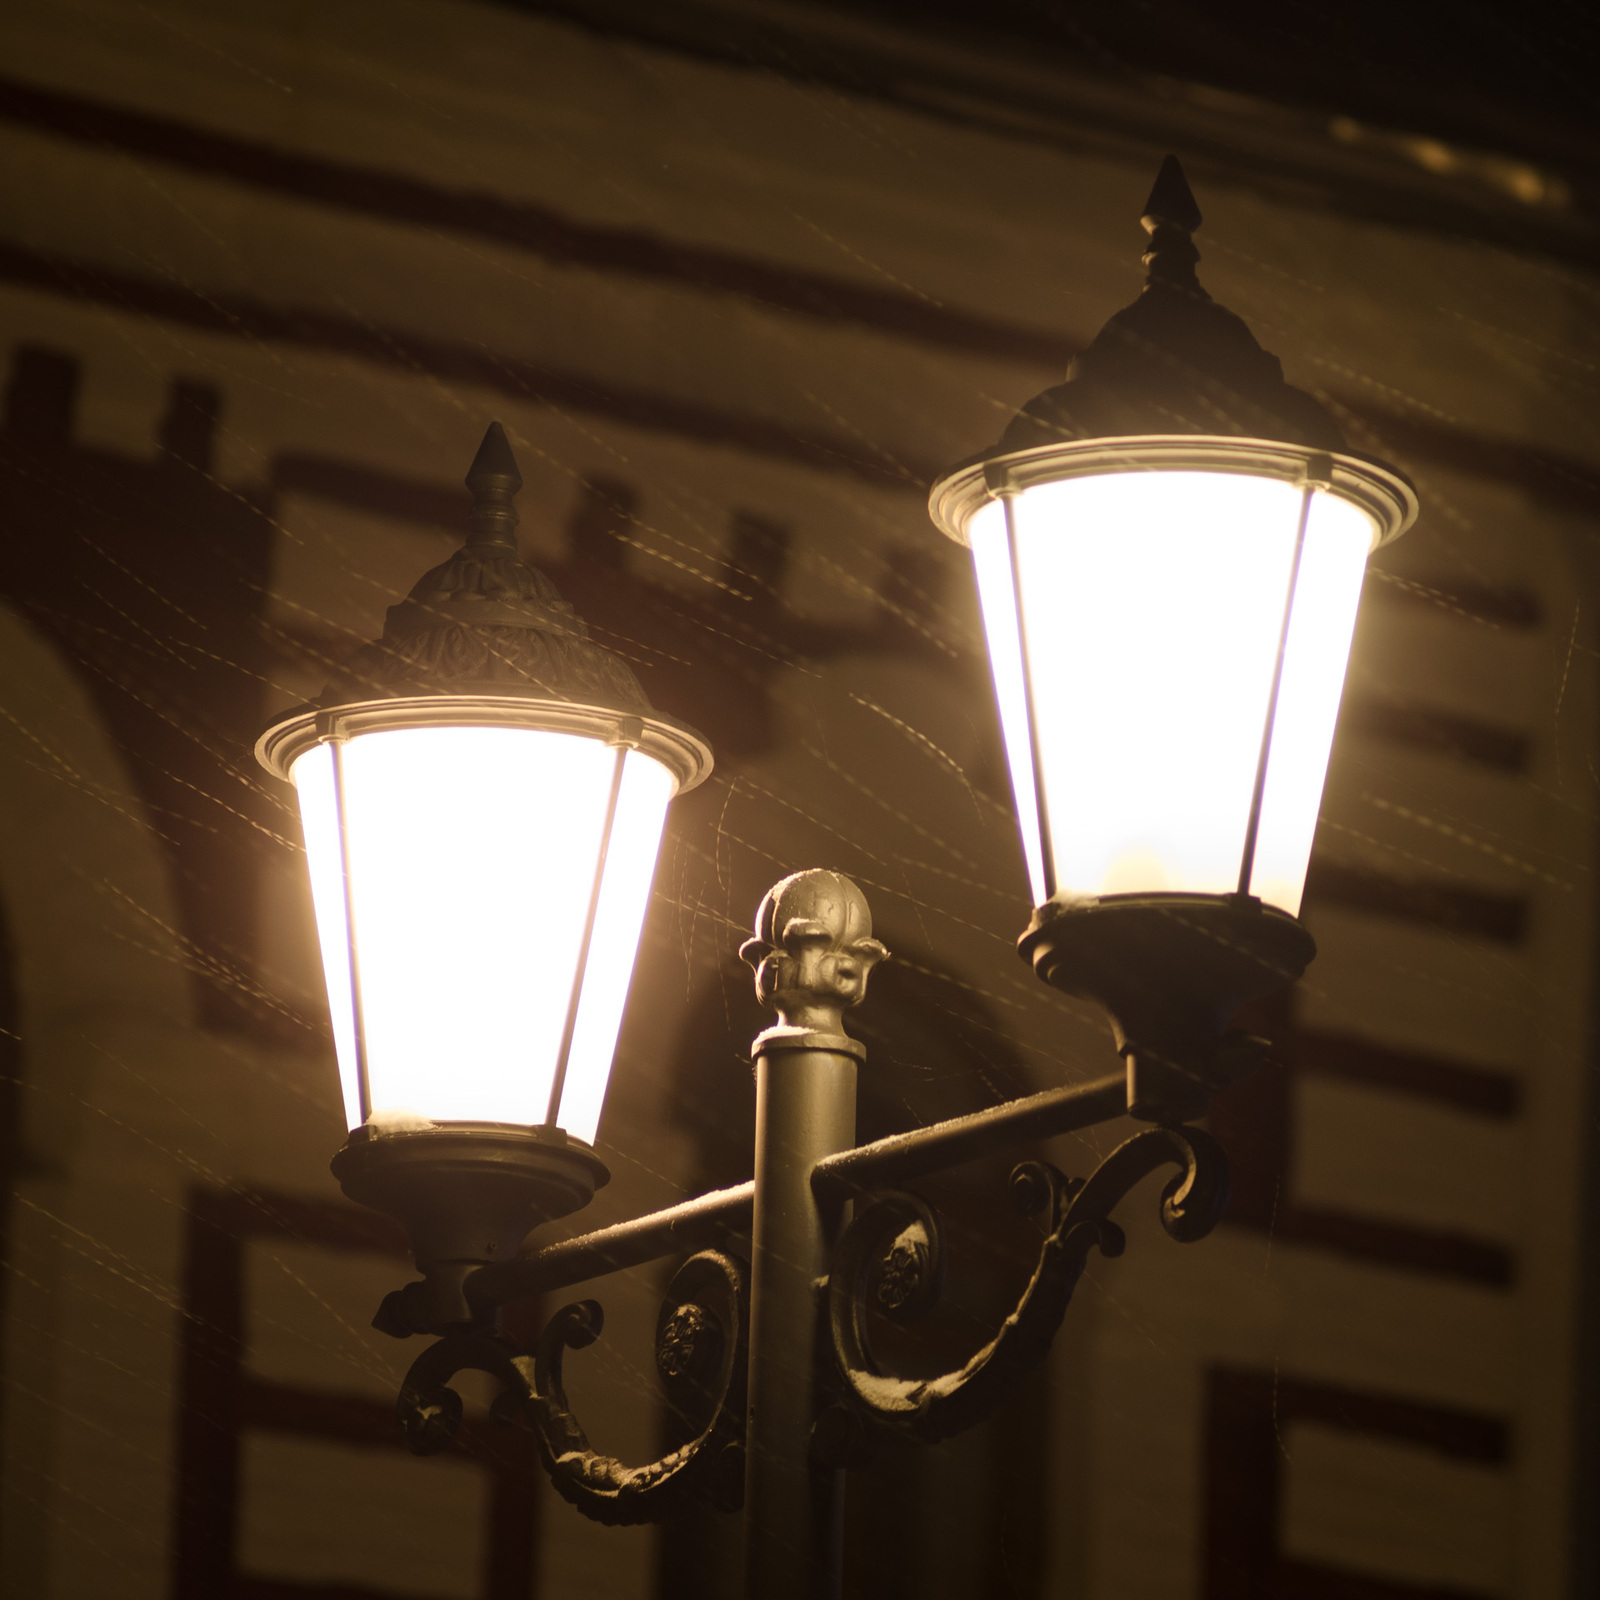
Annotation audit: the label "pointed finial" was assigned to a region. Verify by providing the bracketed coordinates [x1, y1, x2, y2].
[464, 422, 522, 550]
[1140, 156, 1204, 294]
[1142, 155, 1202, 232]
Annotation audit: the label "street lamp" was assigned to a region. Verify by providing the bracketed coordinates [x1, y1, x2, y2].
[930, 155, 1413, 1119]
[257, 423, 711, 1329]
[258, 158, 1413, 1597]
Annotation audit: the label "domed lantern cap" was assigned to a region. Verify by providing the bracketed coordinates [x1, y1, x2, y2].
[929, 156, 1419, 529]
[926, 161, 1417, 1117]
[258, 424, 712, 1173]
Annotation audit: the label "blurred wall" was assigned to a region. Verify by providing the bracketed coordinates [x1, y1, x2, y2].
[0, 2, 1596, 1598]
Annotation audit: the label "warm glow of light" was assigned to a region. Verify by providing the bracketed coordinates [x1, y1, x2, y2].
[1248, 507, 1372, 912]
[970, 523, 1046, 904]
[294, 742, 362, 1130]
[555, 751, 674, 1144]
[292, 726, 673, 1142]
[969, 470, 1374, 915]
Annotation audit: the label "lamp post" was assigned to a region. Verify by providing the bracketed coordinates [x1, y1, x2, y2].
[258, 158, 1415, 1598]
[256, 422, 712, 1331]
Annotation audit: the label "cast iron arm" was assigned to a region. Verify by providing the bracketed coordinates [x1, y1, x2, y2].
[378, 868, 1250, 1527]
[464, 1073, 1127, 1312]
[395, 1250, 750, 1524]
[818, 1124, 1228, 1451]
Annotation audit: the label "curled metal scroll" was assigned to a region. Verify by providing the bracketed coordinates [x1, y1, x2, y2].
[397, 1329, 537, 1455]
[825, 1124, 1229, 1445]
[393, 1250, 748, 1526]
[528, 1250, 748, 1525]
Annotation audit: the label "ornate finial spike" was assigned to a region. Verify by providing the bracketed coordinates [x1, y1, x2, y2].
[739, 869, 888, 1038]
[1139, 156, 1204, 293]
[1141, 155, 1202, 233]
[464, 422, 522, 549]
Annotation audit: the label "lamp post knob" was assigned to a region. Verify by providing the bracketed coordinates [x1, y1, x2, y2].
[740, 868, 888, 1039]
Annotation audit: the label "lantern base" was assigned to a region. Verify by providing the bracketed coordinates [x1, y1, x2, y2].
[332, 1122, 610, 1335]
[1019, 893, 1315, 1123]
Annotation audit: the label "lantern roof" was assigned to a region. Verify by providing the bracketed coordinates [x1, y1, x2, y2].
[998, 156, 1346, 454]
[319, 423, 652, 716]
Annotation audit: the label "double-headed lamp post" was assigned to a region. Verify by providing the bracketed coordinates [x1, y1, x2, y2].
[257, 158, 1415, 1598]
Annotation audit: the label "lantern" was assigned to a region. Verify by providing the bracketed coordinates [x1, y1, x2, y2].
[258, 424, 711, 1329]
[929, 159, 1416, 1117]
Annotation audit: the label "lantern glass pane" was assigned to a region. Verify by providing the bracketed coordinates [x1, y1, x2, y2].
[969, 471, 1374, 915]
[291, 725, 670, 1138]
[970, 520, 1047, 903]
[1243, 492, 1373, 913]
[554, 749, 674, 1144]
[292, 742, 362, 1130]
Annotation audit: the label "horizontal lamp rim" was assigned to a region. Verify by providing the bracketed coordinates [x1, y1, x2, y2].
[928, 434, 1418, 550]
[256, 691, 715, 794]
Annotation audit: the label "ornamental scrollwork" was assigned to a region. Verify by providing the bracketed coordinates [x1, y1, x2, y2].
[327, 621, 652, 712]
[395, 1249, 749, 1526]
[822, 1124, 1229, 1447]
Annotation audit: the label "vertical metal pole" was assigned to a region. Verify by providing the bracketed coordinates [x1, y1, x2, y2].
[743, 1034, 858, 1600]
[739, 869, 887, 1600]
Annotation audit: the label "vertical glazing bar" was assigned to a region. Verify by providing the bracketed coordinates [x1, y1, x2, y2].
[545, 743, 628, 1128]
[1237, 481, 1317, 897]
[1003, 495, 1057, 902]
[330, 739, 373, 1125]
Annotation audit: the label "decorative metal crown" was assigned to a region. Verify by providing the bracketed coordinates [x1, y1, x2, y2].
[320, 423, 651, 714]
[999, 156, 1346, 452]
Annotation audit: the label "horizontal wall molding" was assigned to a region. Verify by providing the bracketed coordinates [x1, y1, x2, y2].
[0, 78, 1597, 519]
[1206, 1366, 1510, 1600]
[1303, 860, 1528, 945]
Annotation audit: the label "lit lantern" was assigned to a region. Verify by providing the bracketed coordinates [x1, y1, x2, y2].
[258, 424, 711, 1329]
[929, 159, 1416, 1117]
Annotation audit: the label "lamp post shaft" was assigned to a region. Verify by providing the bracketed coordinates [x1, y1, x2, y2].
[742, 1036, 856, 1599]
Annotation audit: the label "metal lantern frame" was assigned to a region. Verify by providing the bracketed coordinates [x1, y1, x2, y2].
[931, 434, 1416, 900]
[256, 423, 715, 1331]
[929, 432, 1416, 1118]
[258, 693, 711, 1131]
[259, 160, 1419, 1600]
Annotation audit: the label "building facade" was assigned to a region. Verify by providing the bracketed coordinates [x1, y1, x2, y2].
[1, 2, 1597, 1597]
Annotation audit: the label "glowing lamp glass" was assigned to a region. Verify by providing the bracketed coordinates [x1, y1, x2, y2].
[965, 465, 1381, 918]
[291, 724, 674, 1145]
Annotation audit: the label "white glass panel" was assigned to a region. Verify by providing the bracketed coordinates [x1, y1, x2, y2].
[291, 742, 362, 1130]
[1249, 492, 1374, 913]
[329, 726, 616, 1127]
[556, 750, 674, 1145]
[979, 470, 1375, 912]
[969, 499, 1047, 904]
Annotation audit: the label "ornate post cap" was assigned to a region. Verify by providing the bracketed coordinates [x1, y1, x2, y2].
[740, 869, 888, 1057]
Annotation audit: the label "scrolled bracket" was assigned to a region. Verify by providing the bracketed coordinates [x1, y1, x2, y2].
[825, 1124, 1229, 1446]
[392, 1251, 749, 1524]
[396, 1329, 537, 1455]
[523, 1249, 750, 1526]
